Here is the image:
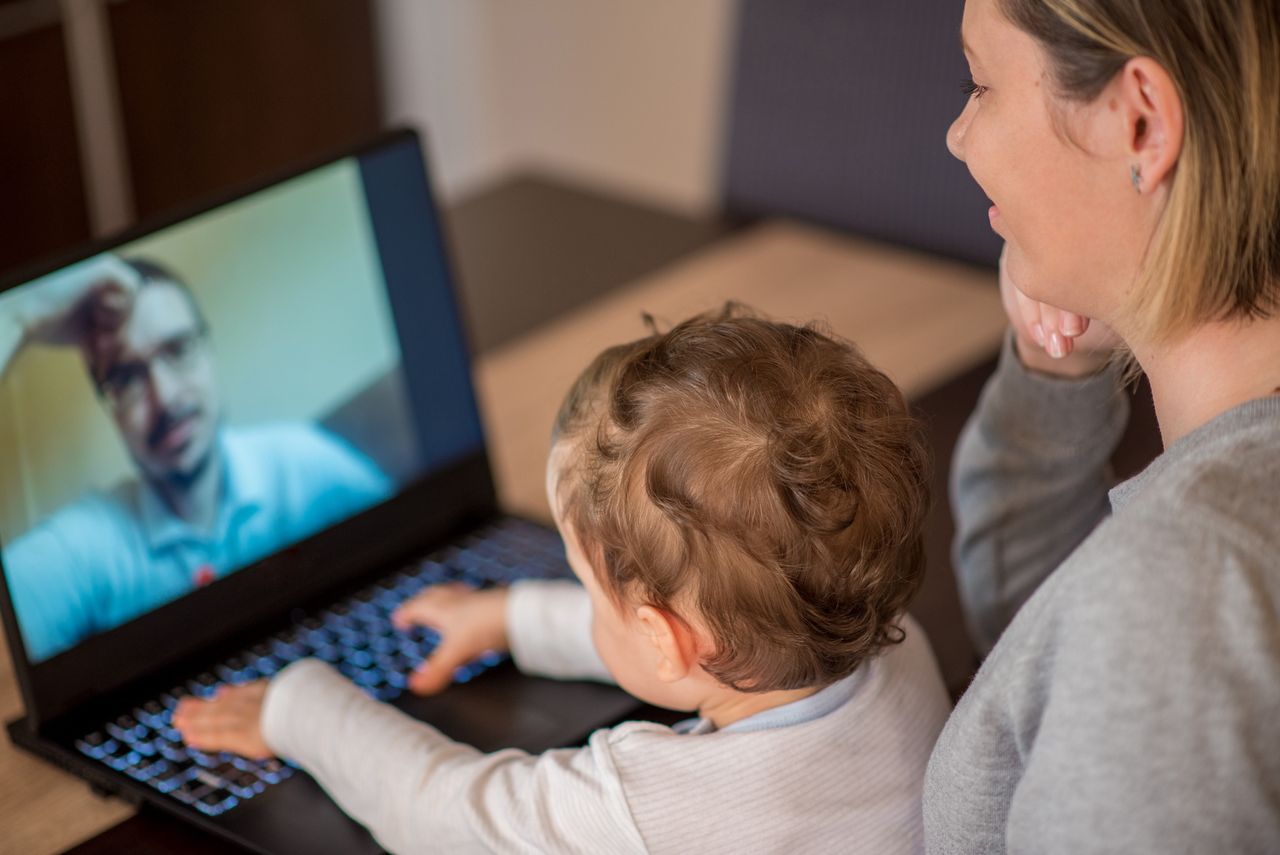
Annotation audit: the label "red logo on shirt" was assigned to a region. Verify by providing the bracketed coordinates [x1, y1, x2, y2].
[193, 565, 216, 587]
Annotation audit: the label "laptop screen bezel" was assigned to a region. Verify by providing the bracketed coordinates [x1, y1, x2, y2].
[0, 128, 501, 728]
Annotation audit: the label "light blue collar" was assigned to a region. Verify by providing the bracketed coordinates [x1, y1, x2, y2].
[675, 664, 869, 736]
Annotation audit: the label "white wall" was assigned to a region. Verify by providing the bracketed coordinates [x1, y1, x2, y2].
[374, 0, 739, 213]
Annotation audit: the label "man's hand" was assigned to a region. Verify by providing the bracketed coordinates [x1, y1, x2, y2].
[173, 681, 274, 760]
[999, 244, 1121, 378]
[392, 583, 510, 696]
[15, 254, 141, 350]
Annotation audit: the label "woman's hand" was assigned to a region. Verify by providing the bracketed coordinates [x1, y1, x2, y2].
[391, 583, 510, 696]
[999, 244, 1120, 378]
[173, 681, 274, 760]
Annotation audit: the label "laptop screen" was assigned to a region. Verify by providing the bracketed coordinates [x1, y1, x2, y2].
[0, 134, 484, 666]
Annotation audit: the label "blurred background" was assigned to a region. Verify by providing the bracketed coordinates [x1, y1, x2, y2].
[0, 0, 999, 296]
[0, 0, 1026, 718]
[0, 5, 1170, 851]
[3, 0, 1166, 706]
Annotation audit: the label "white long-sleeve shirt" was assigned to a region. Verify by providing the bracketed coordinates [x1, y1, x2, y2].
[262, 580, 951, 854]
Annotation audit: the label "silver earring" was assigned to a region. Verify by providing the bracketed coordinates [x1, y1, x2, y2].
[1130, 164, 1142, 193]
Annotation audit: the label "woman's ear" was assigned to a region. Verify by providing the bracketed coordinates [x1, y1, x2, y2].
[635, 605, 700, 683]
[1118, 57, 1184, 192]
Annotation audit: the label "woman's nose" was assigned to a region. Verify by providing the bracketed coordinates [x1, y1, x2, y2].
[946, 107, 970, 162]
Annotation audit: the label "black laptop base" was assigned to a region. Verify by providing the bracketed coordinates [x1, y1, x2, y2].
[8, 515, 641, 855]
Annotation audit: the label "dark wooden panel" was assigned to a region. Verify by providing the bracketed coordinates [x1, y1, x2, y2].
[0, 22, 91, 276]
[108, 0, 382, 219]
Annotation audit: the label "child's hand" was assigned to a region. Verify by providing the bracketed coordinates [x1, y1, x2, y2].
[392, 583, 510, 696]
[172, 681, 274, 760]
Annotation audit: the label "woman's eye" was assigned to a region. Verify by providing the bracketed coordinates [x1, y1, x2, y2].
[961, 77, 988, 101]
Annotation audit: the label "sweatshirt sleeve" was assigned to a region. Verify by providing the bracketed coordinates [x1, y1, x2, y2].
[949, 332, 1129, 655]
[505, 579, 614, 683]
[260, 659, 645, 855]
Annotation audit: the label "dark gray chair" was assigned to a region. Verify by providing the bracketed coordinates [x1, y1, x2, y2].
[722, 0, 1001, 267]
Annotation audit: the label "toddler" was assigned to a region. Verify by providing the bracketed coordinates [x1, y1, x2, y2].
[175, 308, 951, 854]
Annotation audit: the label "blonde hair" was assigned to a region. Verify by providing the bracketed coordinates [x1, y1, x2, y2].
[1001, 0, 1280, 342]
[553, 306, 930, 692]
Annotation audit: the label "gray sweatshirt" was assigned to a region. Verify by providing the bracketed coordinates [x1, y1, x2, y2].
[924, 334, 1280, 853]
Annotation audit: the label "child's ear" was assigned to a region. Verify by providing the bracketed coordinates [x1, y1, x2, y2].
[635, 605, 699, 683]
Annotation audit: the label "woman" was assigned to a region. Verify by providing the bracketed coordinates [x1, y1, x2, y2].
[925, 0, 1280, 852]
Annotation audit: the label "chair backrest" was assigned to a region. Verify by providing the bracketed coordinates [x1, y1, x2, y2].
[722, 0, 1001, 267]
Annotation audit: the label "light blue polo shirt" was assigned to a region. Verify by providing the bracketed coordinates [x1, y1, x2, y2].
[2, 423, 393, 662]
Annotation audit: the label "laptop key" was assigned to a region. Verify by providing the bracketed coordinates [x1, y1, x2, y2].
[159, 741, 190, 763]
[126, 758, 169, 781]
[228, 767, 264, 789]
[170, 777, 215, 804]
[190, 672, 219, 691]
[72, 521, 561, 818]
[256, 759, 291, 783]
[187, 748, 219, 768]
[207, 760, 241, 782]
[79, 730, 107, 749]
[195, 790, 238, 816]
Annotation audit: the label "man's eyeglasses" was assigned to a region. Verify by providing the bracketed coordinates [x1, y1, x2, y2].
[98, 328, 208, 410]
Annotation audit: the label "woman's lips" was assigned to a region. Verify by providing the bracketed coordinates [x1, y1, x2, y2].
[988, 204, 1003, 234]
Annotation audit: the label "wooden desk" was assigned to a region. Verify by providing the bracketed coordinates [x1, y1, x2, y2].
[479, 220, 1004, 522]
[1, 220, 1005, 855]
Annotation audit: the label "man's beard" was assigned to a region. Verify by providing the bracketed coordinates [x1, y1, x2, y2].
[143, 407, 218, 495]
[160, 442, 215, 492]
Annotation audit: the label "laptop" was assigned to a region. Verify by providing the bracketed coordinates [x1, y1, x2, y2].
[0, 128, 639, 854]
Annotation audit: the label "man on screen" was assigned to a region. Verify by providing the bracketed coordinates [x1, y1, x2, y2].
[0, 255, 393, 661]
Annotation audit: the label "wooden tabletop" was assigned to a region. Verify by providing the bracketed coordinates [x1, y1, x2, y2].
[1, 219, 1005, 855]
[479, 220, 1006, 521]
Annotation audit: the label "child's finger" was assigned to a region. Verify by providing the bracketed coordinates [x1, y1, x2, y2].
[408, 639, 474, 696]
[173, 693, 273, 759]
[187, 723, 271, 759]
[392, 582, 471, 630]
[175, 707, 233, 747]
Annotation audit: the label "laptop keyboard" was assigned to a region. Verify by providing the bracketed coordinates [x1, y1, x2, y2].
[73, 517, 569, 817]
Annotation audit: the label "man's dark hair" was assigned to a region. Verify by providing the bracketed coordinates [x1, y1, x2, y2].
[87, 257, 209, 391]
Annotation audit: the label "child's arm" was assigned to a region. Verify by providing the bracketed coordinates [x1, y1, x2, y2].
[506, 579, 612, 683]
[177, 660, 646, 853]
[394, 579, 613, 694]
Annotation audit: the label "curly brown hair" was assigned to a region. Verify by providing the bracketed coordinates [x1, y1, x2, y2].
[552, 305, 931, 692]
